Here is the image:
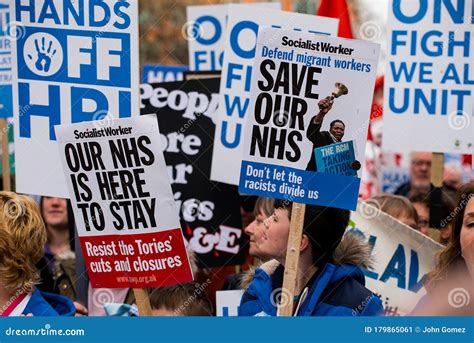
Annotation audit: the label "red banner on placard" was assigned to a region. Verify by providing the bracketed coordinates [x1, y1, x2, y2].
[80, 229, 192, 288]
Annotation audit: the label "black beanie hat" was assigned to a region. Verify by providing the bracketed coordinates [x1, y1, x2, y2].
[274, 200, 350, 266]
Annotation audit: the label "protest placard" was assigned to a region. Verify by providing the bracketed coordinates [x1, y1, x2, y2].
[11, 0, 139, 197]
[239, 27, 380, 210]
[0, 2, 12, 118]
[212, 7, 339, 186]
[142, 64, 189, 83]
[383, 0, 473, 154]
[315, 140, 358, 177]
[186, 2, 280, 72]
[56, 115, 193, 288]
[216, 290, 244, 316]
[141, 79, 245, 267]
[348, 201, 443, 316]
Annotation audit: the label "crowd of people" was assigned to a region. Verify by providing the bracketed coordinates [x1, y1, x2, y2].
[0, 153, 473, 316]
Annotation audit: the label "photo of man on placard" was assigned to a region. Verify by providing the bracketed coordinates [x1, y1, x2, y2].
[305, 83, 361, 172]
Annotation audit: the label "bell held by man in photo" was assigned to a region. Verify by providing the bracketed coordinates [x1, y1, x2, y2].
[331, 82, 349, 98]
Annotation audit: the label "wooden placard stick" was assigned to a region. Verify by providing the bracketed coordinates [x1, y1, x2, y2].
[431, 152, 444, 187]
[133, 288, 153, 316]
[0, 119, 10, 191]
[428, 152, 444, 241]
[282, 0, 293, 11]
[277, 202, 305, 316]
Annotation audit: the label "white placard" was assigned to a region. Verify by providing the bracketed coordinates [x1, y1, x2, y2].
[211, 5, 338, 185]
[186, 2, 280, 72]
[55, 115, 193, 288]
[349, 201, 443, 315]
[383, 0, 473, 154]
[11, 0, 139, 196]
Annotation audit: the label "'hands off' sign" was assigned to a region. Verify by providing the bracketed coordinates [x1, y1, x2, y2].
[12, 0, 139, 197]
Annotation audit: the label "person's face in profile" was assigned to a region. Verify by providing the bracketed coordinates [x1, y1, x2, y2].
[330, 122, 345, 141]
[245, 208, 290, 262]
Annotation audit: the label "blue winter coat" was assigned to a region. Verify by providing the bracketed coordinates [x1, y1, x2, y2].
[23, 289, 75, 316]
[239, 261, 383, 316]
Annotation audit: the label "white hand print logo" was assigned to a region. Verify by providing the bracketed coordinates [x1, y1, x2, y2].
[23, 33, 63, 76]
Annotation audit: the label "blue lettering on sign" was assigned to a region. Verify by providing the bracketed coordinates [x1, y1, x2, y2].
[239, 160, 360, 210]
[389, 87, 470, 115]
[191, 15, 223, 71]
[314, 141, 357, 177]
[392, 0, 465, 24]
[364, 237, 425, 293]
[391, 30, 470, 57]
[142, 64, 189, 83]
[19, 83, 60, 140]
[193, 50, 223, 71]
[221, 122, 241, 148]
[195, 15, 221, 45]
[15, 0, 131, 29]
[16, 2, 134, 140]
[229, 21, 259, 59]
[17, 27, 131, 87]
[380, 244, 406, 289]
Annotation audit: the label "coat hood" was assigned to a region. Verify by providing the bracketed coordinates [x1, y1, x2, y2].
[240, 233, 373, 290]
[238, 234, 383, 316]
[24, 290, 75, 316]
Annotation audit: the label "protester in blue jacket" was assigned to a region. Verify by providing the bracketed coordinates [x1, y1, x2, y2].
[0, 191, 75, 316]
[239, 201, 383, 316]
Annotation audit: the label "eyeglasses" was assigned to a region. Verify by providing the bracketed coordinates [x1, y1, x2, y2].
[411, 160, 431, 167]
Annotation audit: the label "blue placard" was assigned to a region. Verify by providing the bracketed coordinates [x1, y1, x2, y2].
[0, 84, 12, 117]
[142, 64, 189, 83]
[314, 140, 358, 177]
[239, 160, 360, 210]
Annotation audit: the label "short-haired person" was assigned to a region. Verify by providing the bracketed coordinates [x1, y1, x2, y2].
[412, 184, 474, 315]
[0, 192, 75, 316]
[368, 194, 419, 230]
[407, 192, 430, 235]
[394, 152, 432, 197]
[149, 283, 213, 316]
[408, 191, 456, 243]
[443, 165, 463, 190]
[239, 201, 383, 316]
